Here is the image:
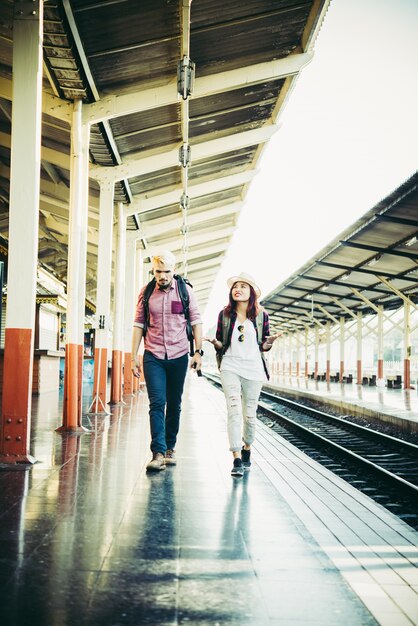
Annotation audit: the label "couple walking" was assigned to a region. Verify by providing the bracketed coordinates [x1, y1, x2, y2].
[131, 251, 278, 476]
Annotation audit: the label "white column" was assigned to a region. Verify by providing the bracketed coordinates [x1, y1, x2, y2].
[61, 99, 90, 430]
[90, 181, 114, 412]
[357, 312, 362, 384]
[110, 203, 126, 404]
[1, 0, 44, 463]
[339, 316, 345, 382]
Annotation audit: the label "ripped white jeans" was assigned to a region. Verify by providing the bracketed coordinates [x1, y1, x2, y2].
[220, 370, 263, 452]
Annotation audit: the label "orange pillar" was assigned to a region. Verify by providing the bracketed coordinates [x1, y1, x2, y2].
[110, 350, 123, 404]
[124, 352, 134, 395]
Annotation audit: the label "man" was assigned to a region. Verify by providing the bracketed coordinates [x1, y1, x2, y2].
[131, 251, 203, 471]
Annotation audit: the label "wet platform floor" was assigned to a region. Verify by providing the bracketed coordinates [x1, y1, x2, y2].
[0, 376, 417, 625]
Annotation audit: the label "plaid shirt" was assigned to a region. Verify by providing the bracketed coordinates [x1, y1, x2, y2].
[134, 278, 201, 359]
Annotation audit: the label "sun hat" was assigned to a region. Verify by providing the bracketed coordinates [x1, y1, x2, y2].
[227, 272, 261, 298]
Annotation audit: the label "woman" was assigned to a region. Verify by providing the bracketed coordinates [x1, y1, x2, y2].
[204, 272, 279, 477]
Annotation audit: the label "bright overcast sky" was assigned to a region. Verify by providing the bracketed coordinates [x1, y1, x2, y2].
[202, 0, 418, 330]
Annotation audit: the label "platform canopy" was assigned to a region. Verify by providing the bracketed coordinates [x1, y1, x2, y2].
[0, 0, 329, 309]
[261, 171, 418, 332]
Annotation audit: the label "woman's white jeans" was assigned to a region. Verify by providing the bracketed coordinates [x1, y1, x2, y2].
[220, 370, 263, 452]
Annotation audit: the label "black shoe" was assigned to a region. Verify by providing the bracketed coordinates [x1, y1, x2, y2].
[241, 447, 251, 470]
[231, 458, 244, 477]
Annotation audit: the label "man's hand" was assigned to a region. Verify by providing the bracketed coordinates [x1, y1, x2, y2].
[189, 352, 202, 373]
[131, 355, 141, 378]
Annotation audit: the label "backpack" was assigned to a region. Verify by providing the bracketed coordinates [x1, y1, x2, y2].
[142, 274, 194, 354]
[216, 310, 266, 370]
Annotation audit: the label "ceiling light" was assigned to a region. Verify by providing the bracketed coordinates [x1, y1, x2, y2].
[341, 272, 350, 281]
[405, 236, 417, 247]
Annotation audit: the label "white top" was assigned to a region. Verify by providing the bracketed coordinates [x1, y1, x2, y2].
[220, 318, 267, 382]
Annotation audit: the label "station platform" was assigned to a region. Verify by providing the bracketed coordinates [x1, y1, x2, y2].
[0, 375, 417, 626]
[264, 374, 418, 435]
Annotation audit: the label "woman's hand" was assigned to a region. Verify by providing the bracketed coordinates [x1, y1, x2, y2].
[203, 336, 222, 350]
[263, 334, 281, 349]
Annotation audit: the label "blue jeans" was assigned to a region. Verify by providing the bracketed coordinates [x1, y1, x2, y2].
[143, 350, 189, 454]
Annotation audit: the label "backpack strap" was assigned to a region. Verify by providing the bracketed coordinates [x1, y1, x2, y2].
[255, 310, 265, 346]
[142, 277, 156, 337]
[221, 310, 230, 347]
[174, 274, 194, 354]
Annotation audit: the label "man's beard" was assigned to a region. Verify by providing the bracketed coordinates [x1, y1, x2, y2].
[157, 278, 172, 290]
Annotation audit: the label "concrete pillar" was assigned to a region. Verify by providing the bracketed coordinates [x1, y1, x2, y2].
[304, 329, 309, 377]
[0, 1, 43, 463]
[339, 316, 345, 382]
[123, 234, 138, 396]
[60, 100, 90, 431]
[91, 182, 114, 413]
[110, 203, 126, 404]
[377, 306, 384, 381]
[326, 321, 331, 382]
[404, 300, 411, 389]
[314, 327, 319, 379]
[357, 312, 362, 384]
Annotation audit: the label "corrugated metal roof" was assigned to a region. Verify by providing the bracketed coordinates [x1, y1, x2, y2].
[261, 172, 418, 332]
[0, 0, 329, 307]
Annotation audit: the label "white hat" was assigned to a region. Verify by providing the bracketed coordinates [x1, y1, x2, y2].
[227, 272, 261, 298]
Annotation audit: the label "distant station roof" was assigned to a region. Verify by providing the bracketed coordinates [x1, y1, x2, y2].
[0, 0, 329, 308]
[261, 171, 418, 332]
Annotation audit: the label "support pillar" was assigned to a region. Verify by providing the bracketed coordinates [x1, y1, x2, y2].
[123, 234, 138, 396]
[91, 182, 114, 412]
[288, 333, 292, 377]
[110, 203, 126, 404]
[356, 312, 362, 384]
[295, 332, 300, 377]
[60, 100, 90, 431]
[377, 306, 384, 381]
[326, 321, 331, 382]
[304, 329, 309, 377]
[339, 316, 345, 382]
[314, 327, 319, 379]
[404, 300, 411, 389]
[0, 1, 43, 464]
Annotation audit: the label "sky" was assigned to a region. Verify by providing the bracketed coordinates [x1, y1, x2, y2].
[201, 0, 418, 330]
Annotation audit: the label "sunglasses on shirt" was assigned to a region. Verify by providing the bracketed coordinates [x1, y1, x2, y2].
[238, 324, 245, 342]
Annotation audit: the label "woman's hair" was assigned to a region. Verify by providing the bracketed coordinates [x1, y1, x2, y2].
[224, 283, 261, 320]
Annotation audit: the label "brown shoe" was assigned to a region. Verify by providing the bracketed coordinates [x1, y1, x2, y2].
[146, 453, 166, 472]
[165, 449, 177, 466]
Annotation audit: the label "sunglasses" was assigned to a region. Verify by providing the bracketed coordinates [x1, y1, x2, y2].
[238, 324, 245, 342]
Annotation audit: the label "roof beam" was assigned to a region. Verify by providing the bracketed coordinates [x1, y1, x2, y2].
[127, 170, 256, 217]
[82, 53, 313, 125]
[90, 125, 277, 183]
[317, 260, 417, 282]
[139, 202, 242, 239]
[340, 240, 418, 261]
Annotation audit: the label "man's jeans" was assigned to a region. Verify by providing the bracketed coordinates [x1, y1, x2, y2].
[143, 350, 189, 454]
[220, 370, 262, 452]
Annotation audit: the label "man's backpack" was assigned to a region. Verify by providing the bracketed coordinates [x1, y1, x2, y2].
[142, 274, 194, 354]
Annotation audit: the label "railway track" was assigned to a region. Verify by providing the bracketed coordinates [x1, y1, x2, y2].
[205, 373, 418, 528]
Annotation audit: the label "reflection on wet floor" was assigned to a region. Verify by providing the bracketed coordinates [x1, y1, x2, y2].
[0, 380, 378, 626]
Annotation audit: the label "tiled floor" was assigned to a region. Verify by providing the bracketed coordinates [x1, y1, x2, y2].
[0, 376, 416, 625]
